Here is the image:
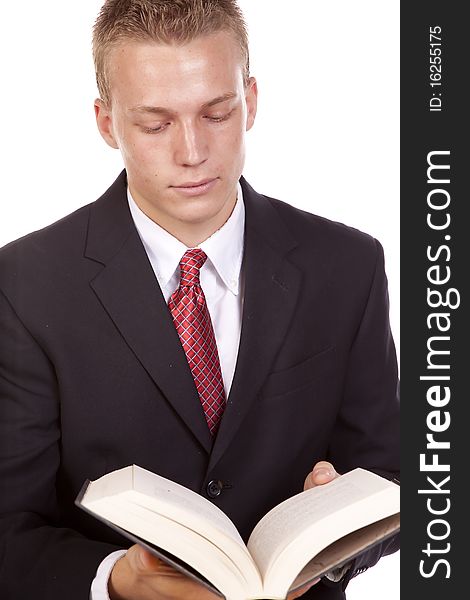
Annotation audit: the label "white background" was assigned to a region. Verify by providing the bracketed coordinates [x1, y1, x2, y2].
[0, 1, 399, 597]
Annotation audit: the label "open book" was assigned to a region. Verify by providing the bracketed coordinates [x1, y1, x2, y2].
[76, 465, 399, 600]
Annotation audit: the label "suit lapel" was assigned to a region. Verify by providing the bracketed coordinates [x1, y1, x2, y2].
[83, 173, 302, 463]
[85, 172, 213, 453]
[208, 179, 302, 471]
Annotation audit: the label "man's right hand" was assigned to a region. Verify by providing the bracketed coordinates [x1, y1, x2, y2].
[108, 544, 221, 600]
[109, 544, 318, 600]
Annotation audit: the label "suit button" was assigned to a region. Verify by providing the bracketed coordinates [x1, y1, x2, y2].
[206, 480, 223, 498]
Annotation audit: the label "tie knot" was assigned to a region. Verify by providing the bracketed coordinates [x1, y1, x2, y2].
[179, 248, 207, 286]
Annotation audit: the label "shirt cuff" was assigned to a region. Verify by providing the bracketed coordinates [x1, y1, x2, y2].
[90, 549, 127, 600]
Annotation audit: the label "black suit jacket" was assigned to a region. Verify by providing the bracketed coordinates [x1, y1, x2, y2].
[0, 172, 399, 599]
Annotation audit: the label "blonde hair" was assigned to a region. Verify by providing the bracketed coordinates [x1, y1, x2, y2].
[93, 0, 250, 105]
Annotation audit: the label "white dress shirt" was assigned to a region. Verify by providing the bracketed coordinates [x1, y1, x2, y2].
[90, 183, 245, 599]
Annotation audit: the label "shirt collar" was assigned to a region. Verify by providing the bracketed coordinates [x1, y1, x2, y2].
[127, 183, 245, 295]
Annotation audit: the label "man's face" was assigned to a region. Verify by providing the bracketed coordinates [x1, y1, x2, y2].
[95, 31, 257, 244]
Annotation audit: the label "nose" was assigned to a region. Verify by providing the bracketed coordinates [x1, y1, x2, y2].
[174, 120, 209, 167]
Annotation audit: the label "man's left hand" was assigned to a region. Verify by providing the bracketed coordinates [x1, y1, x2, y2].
[303, 460, 340, 491]
[286, 461, 340, 599]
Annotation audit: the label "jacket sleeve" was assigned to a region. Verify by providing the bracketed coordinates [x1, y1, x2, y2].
[326, 239, 400, 587]
[0, 289, 122, 600]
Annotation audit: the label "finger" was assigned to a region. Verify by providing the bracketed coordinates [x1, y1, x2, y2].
[132, 545, 175, 574]
[135, 547, 221, 598]
[304, 461, 338, 489]
[117, 545, 219, 599]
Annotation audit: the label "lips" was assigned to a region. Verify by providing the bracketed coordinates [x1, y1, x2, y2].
[170, 178, 219, 196]
[172, 178, 216, 188]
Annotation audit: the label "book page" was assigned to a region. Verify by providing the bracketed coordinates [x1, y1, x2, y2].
[85, 465, 246, 547]
[83, 494, 250, 599]
[81, 466, 262, 592]
[247, 469, 399, 585]
[133, 466, 246, 546]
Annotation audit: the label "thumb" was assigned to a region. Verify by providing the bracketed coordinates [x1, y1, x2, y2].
[304, 461, 338, 490]
[135, 545, 168, 572]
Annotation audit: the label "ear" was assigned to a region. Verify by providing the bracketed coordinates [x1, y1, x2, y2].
[245, 77, 258, 132]
[94, 98, 119, 149]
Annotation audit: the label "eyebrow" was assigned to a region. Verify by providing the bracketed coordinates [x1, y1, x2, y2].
[130, 92, 238, 115]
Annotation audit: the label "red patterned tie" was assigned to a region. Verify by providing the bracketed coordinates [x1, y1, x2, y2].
[168, 249, 226, 435]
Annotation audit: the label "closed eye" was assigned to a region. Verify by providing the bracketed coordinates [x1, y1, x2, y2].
[142, 123, 170, 134]
[205, 110, 234, 123]
[141, 109, 234, 133]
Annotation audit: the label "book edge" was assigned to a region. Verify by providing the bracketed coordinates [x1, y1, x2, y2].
[74, 484, 225, 598]
[287, 516, 400, 595]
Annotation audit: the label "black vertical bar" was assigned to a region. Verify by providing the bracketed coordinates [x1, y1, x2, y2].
[401, 2, 466, 598]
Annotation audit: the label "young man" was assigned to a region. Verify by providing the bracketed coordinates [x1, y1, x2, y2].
[0, 1, 399, 599]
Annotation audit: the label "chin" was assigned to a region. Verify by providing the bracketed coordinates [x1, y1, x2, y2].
[177, 206, 221, 226]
